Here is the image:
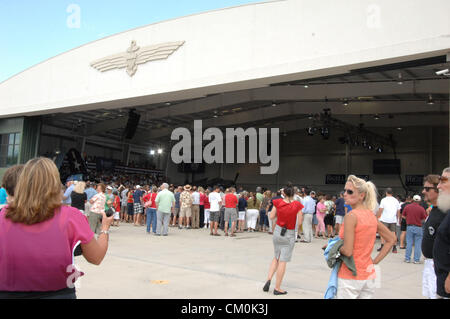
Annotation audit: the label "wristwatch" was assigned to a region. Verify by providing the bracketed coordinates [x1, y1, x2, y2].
[99, 230, 110, 235]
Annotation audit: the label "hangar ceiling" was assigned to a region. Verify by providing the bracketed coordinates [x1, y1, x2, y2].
[41, 56, 449, 149]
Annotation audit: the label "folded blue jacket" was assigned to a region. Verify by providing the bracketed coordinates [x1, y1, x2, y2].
[324, 237, 357, 299]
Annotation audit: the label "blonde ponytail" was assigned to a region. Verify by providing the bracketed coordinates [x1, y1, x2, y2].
[347, 175, 379, 211]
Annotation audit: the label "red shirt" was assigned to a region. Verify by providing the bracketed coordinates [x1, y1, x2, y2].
[204, 196, 210, 209]
[273, 198, 303, 230]
[127, 191, 134, 204]
[402, 202, 427, 227]
[143, 193, 157, 209]
[200, 193, 206, 206]
[224, 193, 238, 208]
[113, 196, 120, 212]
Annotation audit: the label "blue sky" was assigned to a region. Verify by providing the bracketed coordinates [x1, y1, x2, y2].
[0, 0, 262, 83]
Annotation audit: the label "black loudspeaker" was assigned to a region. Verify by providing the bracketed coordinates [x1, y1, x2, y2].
[123, 110, 141, 140]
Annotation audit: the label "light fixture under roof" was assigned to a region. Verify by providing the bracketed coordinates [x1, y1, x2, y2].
[397, 73, 403, 85]
[427, 94, 435, 105]
[343, 99, 349, 106]
[150, 150, 155, 156]
[374, 114, 380, 120]
[158, 149, 163, 154]
[304, 84, 309, 88]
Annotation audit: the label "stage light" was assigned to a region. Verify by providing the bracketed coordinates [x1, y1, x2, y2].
[321, 127, 330, 140]
[306, 127, 316, 136]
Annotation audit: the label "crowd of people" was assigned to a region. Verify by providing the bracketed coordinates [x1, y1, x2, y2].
[0, 157, 449, 299]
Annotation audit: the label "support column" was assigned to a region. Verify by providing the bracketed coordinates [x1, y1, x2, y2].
[20, 116, 42, 164]
[345, 144, 351, 177]
[428, 127, 433, 174]
[122, 144, 131, 166]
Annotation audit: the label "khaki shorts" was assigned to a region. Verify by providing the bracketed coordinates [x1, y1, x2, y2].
[381, 221, 397, 232]
[180, 206, 192, 218]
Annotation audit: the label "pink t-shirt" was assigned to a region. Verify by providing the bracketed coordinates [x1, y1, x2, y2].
[316, 202, 326, 216]
[0, 206, 94, 292]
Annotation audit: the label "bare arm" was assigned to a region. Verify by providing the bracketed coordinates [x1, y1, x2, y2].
[377, 207, 383, 219]
[446, 274, 450, 294]
[269, 206, 277, 220]
[373, 221, 397, 264]
[81, 212, 113, 265]
[297, 209, 303, 226]
[339, 213, 357, 257]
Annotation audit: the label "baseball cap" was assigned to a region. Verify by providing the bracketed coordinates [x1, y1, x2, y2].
[413, 195, 421, 202]
[106, 186, 113, 190]
[136, 185, 141, 189]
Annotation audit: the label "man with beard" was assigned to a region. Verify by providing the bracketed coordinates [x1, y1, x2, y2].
[434, 168, 450, 298]
[421, 175, 444, 299]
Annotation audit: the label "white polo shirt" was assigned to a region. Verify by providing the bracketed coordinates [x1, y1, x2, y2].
[379, 196, 401, 224]
[208, 192, 222, 212]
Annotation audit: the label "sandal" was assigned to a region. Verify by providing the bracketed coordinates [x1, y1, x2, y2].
[230, 233, 236, 237]
[214, 233, 221, 236]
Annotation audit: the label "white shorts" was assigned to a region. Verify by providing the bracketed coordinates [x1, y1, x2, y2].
[114, 211, 120, 220]
[423, 258, 437, 299]
[336, 278, 376, 299]
[335, 215, 344, 224]
[238, 211, 246, 221]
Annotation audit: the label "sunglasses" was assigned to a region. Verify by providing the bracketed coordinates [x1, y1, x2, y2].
[439, 176, 449, 183]
[423, 186, 438, 192]
[344, 189, 354, 195]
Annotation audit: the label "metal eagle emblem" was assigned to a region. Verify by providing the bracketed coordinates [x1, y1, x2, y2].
[90, 40, 185, 77]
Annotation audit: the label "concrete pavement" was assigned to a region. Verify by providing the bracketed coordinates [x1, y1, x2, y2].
[75, 223, 425, 299]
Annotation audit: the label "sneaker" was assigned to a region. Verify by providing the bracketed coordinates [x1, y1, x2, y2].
[392, 247, 398, 254]
[404, 259, 411, 263]
[414, 261, 422, 264]
[377, 245, 384, 252]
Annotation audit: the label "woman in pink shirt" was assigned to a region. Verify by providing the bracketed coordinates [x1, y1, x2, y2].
[315, 196, 327, 239]
[0, 157, 113, 299]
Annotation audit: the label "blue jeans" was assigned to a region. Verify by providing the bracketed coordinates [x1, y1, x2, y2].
[405, 225, 423, 262]
[146, 208, 157, 233]
[259, 209, 269, 227]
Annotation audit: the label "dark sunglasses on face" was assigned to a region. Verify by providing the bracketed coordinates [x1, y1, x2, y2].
[423, 186, 438, 192]
[344, 189, 354, 195]
[439, 175, 449, 183]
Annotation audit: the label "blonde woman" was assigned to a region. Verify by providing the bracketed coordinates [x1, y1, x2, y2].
[0, 158, 113, 299]
[335, 175, 396, 299]
[71, 181, 87, 216]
